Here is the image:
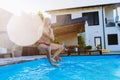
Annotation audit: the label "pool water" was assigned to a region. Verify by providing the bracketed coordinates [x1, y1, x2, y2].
[0, 55, 120, 80]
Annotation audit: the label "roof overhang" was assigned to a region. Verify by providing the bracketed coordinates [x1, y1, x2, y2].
[52, 21, 85, 36]
[47, 2, 120, 14]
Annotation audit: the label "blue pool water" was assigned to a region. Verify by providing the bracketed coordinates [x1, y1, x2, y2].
[0, 55, 120, 80]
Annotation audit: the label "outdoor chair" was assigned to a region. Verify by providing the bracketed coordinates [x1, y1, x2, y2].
[11, 45, 23, 57]
[0, 47, 12, 58]
[78, 47, 86, 55]
[67, 45, 79, 55]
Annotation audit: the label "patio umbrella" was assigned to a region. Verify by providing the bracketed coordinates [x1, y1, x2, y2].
[7, 13, 43, 46]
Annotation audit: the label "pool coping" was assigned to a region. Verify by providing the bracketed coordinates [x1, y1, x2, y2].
[0, 55, 46, 66]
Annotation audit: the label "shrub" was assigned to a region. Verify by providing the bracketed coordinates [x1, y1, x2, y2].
[85, 45, 92, 49]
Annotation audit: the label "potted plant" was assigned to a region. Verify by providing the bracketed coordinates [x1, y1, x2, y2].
[78, 35, 85, 47]
[85, 45, 92, 50]
[85, 45, 92, 53]
[53, 37, 60, 44]
[78, 35, 85, 55]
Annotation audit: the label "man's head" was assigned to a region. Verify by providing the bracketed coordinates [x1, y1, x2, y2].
[44, 17, 51, 28]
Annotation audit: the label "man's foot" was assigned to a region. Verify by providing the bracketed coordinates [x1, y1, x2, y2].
[46, 53, 58, 67]
[55, 56, 61, 62]
[50, 58, 59, 67]
[50, 58, 56, 63]
[51, 62, 59, 67]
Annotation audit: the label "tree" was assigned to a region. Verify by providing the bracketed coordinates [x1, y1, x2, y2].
[38, 11, 44, 21]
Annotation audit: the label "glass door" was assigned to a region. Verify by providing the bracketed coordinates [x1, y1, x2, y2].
[94, 37, 102, 49]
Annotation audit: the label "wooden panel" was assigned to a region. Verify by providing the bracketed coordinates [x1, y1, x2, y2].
[53, 22, 85, 36]
[22, 46, 39, 56]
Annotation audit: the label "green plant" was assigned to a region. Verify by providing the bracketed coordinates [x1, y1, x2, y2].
[38, 11, 44, 21]
[85, 45, 92, 49]
[53, 38, 60, 44]
[78, 36, 85, 47]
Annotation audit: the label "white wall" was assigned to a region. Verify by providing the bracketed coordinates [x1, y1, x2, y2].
[51, 15, 56, 23]
[105, 6, 115, 27]
[105, 25, 120, 51]
[105, 7, 114, 20]
[84, 6, 120, 51]
[71, 12, 82, 19]
[0, 9, 14, 52]
[57, 33, 78, 46]
[83, 7, 105, 49]
[0, 33, 15, 52]
[0, 9, 12, 31]
[104, 7, 120, 51]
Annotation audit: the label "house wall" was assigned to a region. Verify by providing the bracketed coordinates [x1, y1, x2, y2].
[104, 7, 120, 51]
[0, 33, 15, 52]
[50, 5, 120, 52]
[81, 6, 120, 51]
[51, 7, 104, 49]
[0, 9, 12, 31]
[105, 7, 114, 20]
[57, 33, 78, 46]
[0, 9, 15, 53]
[105, 27, 120, 51]
[81, 7, 104, 49]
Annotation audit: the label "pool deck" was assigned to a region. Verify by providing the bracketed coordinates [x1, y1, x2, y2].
[0, 55, 46, 66]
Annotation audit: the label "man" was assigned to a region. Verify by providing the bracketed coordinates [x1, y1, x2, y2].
[37, 17, 64, 67]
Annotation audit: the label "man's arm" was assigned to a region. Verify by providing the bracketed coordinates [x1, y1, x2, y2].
[38, 41, 50, 46]
[49, 28, 55, 41]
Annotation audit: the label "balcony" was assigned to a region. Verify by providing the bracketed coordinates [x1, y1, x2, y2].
[105, 18, 115, 27]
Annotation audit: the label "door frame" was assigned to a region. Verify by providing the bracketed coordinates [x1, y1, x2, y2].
[94, 36, 102, 49]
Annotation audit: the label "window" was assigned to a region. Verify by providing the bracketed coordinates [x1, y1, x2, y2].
[107, 34, 118, 45]
[56, 14, 71, 24]
[82, 11, 99, 26]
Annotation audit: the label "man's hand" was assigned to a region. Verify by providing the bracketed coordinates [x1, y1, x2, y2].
[44, 42, 50, 46]
[38, 41, 50, 46]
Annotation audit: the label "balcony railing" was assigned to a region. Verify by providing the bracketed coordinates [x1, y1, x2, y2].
[105, 18, 115, 27]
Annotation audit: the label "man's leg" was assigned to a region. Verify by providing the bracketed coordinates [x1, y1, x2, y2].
[46, 44, 59, 67]
[51, 43, 64, 61]
[38, 44, 58, 67]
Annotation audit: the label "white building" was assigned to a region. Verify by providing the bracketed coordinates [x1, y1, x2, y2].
[47, 2, 120, 52]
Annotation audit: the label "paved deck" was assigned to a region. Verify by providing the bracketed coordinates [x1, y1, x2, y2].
[0, 55, 46, 66]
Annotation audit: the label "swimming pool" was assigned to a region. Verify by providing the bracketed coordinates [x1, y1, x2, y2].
[0, 55, 120, 80]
